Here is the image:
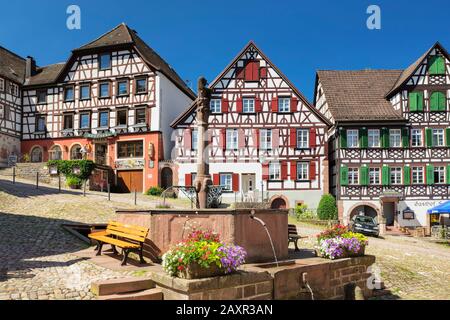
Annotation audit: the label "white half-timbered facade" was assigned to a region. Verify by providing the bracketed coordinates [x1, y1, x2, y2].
[172, 42, 330, 209]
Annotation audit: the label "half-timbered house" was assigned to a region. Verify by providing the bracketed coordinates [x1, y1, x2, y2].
[171, 42, 330, 209]
[19, 23, 195, 192]
[314, 42, 450, 233]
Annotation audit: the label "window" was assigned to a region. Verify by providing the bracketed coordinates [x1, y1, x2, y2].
[348, 168, 359, 185]
[63, 114, 74, 130]
[79, 113, 90, 129]
[278, 98, 291, 113]
[36, 116, 46, 132]
[389, 129, 401, 148]
[191, 129, 198, 151]
[99, 82, 110, 98]
[434, 166, 445, 184]
[269, 163, 281, 181]
[226, 129, 238, 150]
[210, 99, 221, 113]
[31, 147, 42, 163]
[347, 130, 359, 148]
[296, 129, 309, 149]
[98, 111, 109, 128]
[37, 90, 47, 104]
[369, 168, 380, 185]
[70, 144, 83, 160]
[135, 108, 146, 124]
[368, 129, 380, 148]
[220, 174, 232, 191]
[80, 84, 91, 100]
[411, 129, 423, 147]
[412, 167, 424, 184]
[260, 129, 272, 150]
[49, 146, 62, 160]
[243, 98, 255, 113]
[135, 78, 147, 94]
[116, 109, 127, 126]
[390, 167, 402, 185]
[9, 83, 19, 97]
[0, 78, 4, 91]
[297, 162, 309, 181]
[117, 141, 144, 158]
[117, 80, 129, 96]
[99, 53, 111, 70]
[64, 86, 74, 102]
[0, 105, 9, 120]
[432, 129, 444, 147]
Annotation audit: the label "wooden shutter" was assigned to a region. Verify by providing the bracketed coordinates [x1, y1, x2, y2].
[309, 128, 317, 148]
[417, 92, 424, 111]
[446, 165, 450, 184]
[232, 173, 240, 192]
[409, 92, 417, 112]
[437, 56, 446, 74]
[404, 166, 411, 186]
[253, 129, 260, 148]
[339, 129, 347, 148]
[291, 97, 299, 113]
[185, 174, 192, 186]
[252, 61, 260, 81]
[213, 174, 220, 186]
[359, 128, 368, 149]
[281, 162, 288, 180]
[238, 129, 246, 148]
[221, 98, 229, 113]
[429, 56, 445, 75]
[220, 129, 226, 150]
[290, 129, 297, 148]
[382, 166, 390, 186]
[271, 97, 278, 112]
[255, 97, 262, 113]
[236, 67, 245, 79]
[262, 163, 269, 181]
[425, 128, 433, 147]
[430, 92, 446, 111]
[273, 129, 280, 148]
[236, 97, 243, 113]
[245, 60, 259, 81]
[426, 165, 434, 185]
[360, 166, 368, 186]
[309, 161, 316, 181]
[291, 162, 297, 181]
[446, 128, 450, 147]
[260, 67, 267, 78]
[402, 128, 409, 148]
[381, 128, 389, 148]
[340, 165, 348, 186]
[184, 129, 192, 150]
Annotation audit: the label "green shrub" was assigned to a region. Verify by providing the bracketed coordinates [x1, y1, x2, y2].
[47, 160, 95, 181]
[145, 186, 164, 196]
[317, 194, 338, 220]
[66, 176, 82, 188]
[294, 203, 317, 220]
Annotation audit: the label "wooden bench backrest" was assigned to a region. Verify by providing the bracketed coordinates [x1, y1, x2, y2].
[106, 221, 149, 243]
[288, 224, 298, 235]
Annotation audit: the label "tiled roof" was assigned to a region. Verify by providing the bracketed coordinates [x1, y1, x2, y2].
[0, 46, 26, 83]
[25, 63, 65, 86]
[316, 69, 405, 122]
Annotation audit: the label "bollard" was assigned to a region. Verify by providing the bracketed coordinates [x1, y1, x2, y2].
[58, 175, 61, 192]
[83, 180, 86, 197]
[134, 189, 137, 205]
[12, 167, 15, 184]
[107, 183, 111, 201]
[36, 172, 39, 189]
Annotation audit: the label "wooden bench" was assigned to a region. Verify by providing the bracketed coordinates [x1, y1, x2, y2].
[288, 224, 303, 251]
[88, 221, 149, 266]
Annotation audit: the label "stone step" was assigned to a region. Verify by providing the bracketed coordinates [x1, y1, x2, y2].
[98, 288, 163, 301]
[91, 277, 155, 296]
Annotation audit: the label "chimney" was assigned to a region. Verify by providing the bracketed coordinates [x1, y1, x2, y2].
[26, 56, 36, 78]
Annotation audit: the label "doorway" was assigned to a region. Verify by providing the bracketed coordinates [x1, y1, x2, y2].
[95, 143, 108, 165]
[383, 202, 395, 226]
[161, 167, 173, 190]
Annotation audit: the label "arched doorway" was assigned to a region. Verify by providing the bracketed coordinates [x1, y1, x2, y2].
[350, 204, 378, 220]
[30, 147, 43, 163]
[161, 167, 173, 190]
[271, 197, 287, 209]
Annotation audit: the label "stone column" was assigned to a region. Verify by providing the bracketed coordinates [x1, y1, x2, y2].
[193, 77, 213, 209]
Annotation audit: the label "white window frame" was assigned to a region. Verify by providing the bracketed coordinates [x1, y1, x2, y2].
[411, 129, 423, 147]
[412, 167, 424, 185]
[434, 166, 445, 184]
[369, 167, 380, 185]
[390, 167, 402, 185]
[243, 98, 255, 113]
[348, 168, 359, 185]
[296, 129, 309, 149]
[210, 99, 221, 114]
[389, 129, 402, 148]
[220, 173, 232, 191]
[278, 97, 291, 113]
[297, 162, 309, 181]
[432, 128, 445, 147]
[191, 129, 198, 151]
[226, 129, 238, 150]
[269, 163, 281, 181]
[347, 130, 359, 148]
[260, 129, 272, 150]
[368, 129, 380, 148]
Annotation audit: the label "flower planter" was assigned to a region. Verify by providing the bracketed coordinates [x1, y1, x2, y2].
[177, 262, 226, 279]
[315, 245, 366, 260]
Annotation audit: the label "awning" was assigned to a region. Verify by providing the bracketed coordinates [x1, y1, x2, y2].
[427, 201, 450, 215]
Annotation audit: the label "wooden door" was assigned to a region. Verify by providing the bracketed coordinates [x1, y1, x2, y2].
[117, 170, 143, 193]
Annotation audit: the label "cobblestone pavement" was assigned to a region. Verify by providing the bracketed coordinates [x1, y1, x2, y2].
[293, 221, 450, 300]
[0, 178, 179, 300]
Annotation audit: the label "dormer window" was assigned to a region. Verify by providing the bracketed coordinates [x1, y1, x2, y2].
[428, 55, 445, 75]
[99, 53, 111, 71]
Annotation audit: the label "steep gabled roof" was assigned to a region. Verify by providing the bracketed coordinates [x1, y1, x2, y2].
[0, 46, 26, 83]
[25, 63, 65, 86]
[74, 23, 134, 51]
[171, 41, 331, 128]
[316, 69, 405, 122]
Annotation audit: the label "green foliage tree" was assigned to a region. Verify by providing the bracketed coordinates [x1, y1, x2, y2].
[317, 194, 338, 221]
[47, 160, 95, 187]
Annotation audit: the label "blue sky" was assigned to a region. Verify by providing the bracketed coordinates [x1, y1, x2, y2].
[1, 0, 449, 100]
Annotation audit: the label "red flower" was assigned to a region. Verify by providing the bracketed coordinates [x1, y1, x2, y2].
[177, 265, 185, 271]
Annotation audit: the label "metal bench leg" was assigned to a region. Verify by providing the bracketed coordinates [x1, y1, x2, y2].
[111, 245, 118, 255]
[138, 246, 145, 264]
[96, 242, 104, 256]
[294, 239, 300, 252]
[121, 249, 130, 266]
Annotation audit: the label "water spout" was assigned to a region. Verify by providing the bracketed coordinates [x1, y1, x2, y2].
[301, 273, 315, 301]
[249, 210, 279, 267]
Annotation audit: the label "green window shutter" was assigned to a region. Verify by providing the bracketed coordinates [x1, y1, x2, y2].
[402, 128, 409, 148]
[360, 166, 368, 186]
[446, 165, 450, 184]
[417, 92, 424, 111]
[340, 165, 348, 186]
[446, 128, 450, 147]
[429, 56, 445, 75]
[430, 92, 446, 111]
[382, 166, 390, 186]
[438, 92, 446, 111]
[409, 92, 418, 112]
[339, 129, 347, 148]
[381, 128, 389, 148]
[425, 128, 433, 147]
[437, 56, 446, 74]
[360, 128, 368, 149]
[426, 165, 434, 185]
[404, 166, 411, 186]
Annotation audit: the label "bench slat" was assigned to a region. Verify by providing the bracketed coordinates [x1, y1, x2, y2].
[109, 221, 149, 233]
[107, 225, 148, 238]
[89, 234, 140, 249]
[105, 229, 147, 243]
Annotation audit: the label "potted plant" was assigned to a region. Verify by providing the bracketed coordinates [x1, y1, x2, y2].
[315, 226, 368, 260]
[66, 176, 82, 189]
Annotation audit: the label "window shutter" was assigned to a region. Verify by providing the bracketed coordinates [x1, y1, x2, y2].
[273, 129, 280, 148]
[430, 92, 439, 111]
[425, 128, 433, 147]
[213, 174, 220, 186]
[221, 98, 229, 113]
[184, 129, 192, 150]
[236, 67, 245, 79]
[220, 129, 226, 150]
[339, 128, 347, 148]
[409, 92, 418, 112]
[245, 61, 259, 81]
[359, 128, 368, 149]
[236, 97, 243, 113]
[309, 161, 316, 181]
[340, 165, 348, 186]
[360, 166, 368, 186]
[429, 56, 445, 75]
[402, 128, 409, 148]
[291, 162, 297, 181]
[253, 129, 260, 149]
[438, 92, 446, 111]
[290, 129, 297, 148]
[290, 97, 299, 113]
[446, 128, 450, 147]
[252, 61, 260, 81]
[404, 166, 411, 186]
[309, 128, 317, 148]
[255, 97, 262, 113]
[281, 162, 288, 180]
[238, 129, 246, 148]
[426, 165, 434, 185]
[382, 166, 390, 186]
[446, 165, 450, 184]
[185, 174, 192, 186]
[437, 56, 446, 74]
[381, 128, 389, 148]
[417, 92, 424, 111]
[260, 67, 267, 79]
[271, 97, 278, 112]
[232, 173, 240, 192]
[262, 164, 269, 180]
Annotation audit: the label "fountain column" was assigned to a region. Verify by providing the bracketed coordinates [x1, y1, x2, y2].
[193, 77, 213, 209]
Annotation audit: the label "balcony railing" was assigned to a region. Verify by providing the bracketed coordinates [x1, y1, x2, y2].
[340, 147, 450, 161]
[341, 184, 450, 199]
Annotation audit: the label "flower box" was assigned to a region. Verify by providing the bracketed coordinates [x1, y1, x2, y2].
[177, 262, 226, 279]
[315, 245, 365, 259]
